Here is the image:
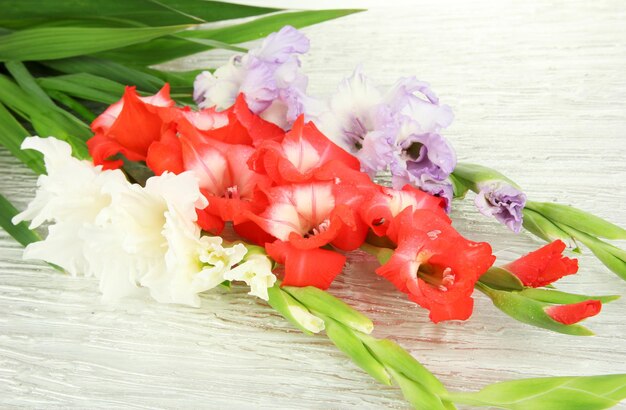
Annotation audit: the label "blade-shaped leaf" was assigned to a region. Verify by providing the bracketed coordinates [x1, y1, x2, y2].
[4, 61, 55, 106]
[0, 193, 40, 247]
[99, 9, 363, 65]
[0, 0, 279, 28]
[559, 224, 626, 280]
[519, 288, 619, 305]
[523, 207, 577, 249]
[46, 90, 96, 122]
[0, 25, 191, 61]
[0, 74, 92, 142]
[43, 57, 164, 92]
[38, 73, 126, 105]
[444, 374, 626, 410]
[0, 102, 44, 173]
[527, 201, 626, 240]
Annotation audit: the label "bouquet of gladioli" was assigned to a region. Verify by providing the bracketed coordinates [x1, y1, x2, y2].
[2, 11, 626, 410]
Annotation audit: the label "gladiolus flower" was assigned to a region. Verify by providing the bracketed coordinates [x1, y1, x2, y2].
[376, 209, 495, 322]
[503, 240, 578, 288]
[88, 85, 175, 169]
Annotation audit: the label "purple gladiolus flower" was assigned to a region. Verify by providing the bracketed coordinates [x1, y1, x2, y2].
[474, 181, 527, 233]
[193, 25, 309, 129]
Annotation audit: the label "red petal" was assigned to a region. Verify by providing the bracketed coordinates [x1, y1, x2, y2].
[546, 300, 602, 325]
[146, 128, 184, 175]
[266, 240, 346, 289]
[233, 94, 284, 145]
[504, 240, 579, 287]
[233, 220, 276, 247]
[196, 208, 225, 234]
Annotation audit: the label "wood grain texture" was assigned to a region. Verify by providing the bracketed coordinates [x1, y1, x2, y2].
[1, 1, 626, 408]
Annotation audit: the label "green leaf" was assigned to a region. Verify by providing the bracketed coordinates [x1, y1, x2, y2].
[388, 367, 450, 410]
[523, 208, 577, 248]
[559, 224, 626, 281]
[266, 284, 324, 335]
[527, 201, 626, 240]
[38, 73, 127, 105]
[319, 314, 391, 386]
[444, 374, 626, 410]
[0, 25, 191, 61]
[46, 90, 97, 122]
[357, 333, 447, 396]
[100, 9, 363, 65]
[4, 61, 55, 106]
[283, 285, 373, 334]
[478, 267, 525, 291]
[519, 288, 619, 305]
[43, 57, 164, 92]
[0, 102, 44, 173]
[0, 193, 40, 247]
[476, 283, 594, 336]
[0, 0, 279, 29]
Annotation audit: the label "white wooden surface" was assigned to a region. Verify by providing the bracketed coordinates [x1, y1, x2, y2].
[2, 1, 626, 408]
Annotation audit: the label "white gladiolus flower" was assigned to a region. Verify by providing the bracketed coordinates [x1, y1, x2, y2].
[224, 253, 277, 301]
[12, 136, 275, 306]
[12, 136, 128, 276]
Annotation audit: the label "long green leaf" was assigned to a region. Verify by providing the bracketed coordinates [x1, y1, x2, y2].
[0, 103, 44, 174]
[4, 61, 55, 106]
[99, 9, 363, 65]
[0, 74, 92, 143]
[43, 57, 164, 92]
[38, 73, 127, 105]
[527, 201, 626, 240]
[445, 374, 626, 410]
[519, 288, 619, 305]
[0, 25, 191, 61]
[0, 0, 279, 28]
[0, 194, 40, 247]
[559, 224, 626, 280]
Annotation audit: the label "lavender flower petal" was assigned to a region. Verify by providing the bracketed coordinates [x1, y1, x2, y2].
[252, 25, 310, 64]
[399, 131, 457, 181]
[474, 181, 527, 233]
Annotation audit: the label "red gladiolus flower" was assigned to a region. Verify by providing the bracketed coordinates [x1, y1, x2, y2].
[376, 209, 495, 323]
[247, 181, 370, 288]
[88, 85, 175, 169]
[546, 300, 602, 325]
[175, 126, 270, 234]
[503, 240, 578, 287]
[248, 115, 361, 184]
[361, 184, 448, 237]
